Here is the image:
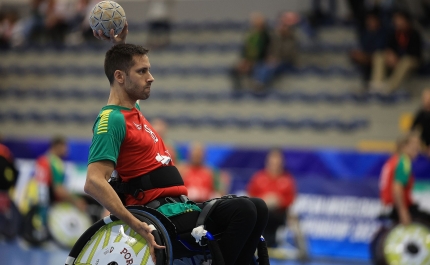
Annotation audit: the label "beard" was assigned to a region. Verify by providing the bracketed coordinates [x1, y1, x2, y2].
[125, 79, 150, 101]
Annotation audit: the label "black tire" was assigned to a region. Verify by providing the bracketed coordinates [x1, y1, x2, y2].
[0, 198, 22, 240]
[20, 205, 50, 246]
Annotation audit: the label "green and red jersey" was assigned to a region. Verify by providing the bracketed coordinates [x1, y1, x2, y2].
[88, 104, 187, 205]
[379, 154, 414, 207]
[34, 153, 66, 202]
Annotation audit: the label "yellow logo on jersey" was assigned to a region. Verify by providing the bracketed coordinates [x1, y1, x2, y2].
[97, 109, 113, 134]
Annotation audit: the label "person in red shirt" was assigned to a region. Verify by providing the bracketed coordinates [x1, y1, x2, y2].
[86, 27, 269, 265]
[179, 142, 230, 202]
[379, 133, 430, 225]
[0, 136, 18, 193]
[248, 148, 296, 247]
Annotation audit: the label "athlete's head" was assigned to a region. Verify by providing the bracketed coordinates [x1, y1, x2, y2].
[104, 44, 154, 101]
[50, 135, 68, 158]
[397, 132, 421, 159]
[422, 88, 430, 111]
[189, 142, 205, 167]
[265, 148, 284, 177]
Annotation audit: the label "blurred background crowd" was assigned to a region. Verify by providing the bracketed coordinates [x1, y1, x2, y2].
[1, 0, 430, 264]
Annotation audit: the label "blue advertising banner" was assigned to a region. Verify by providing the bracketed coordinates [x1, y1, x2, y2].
[4, 139, 430, 260]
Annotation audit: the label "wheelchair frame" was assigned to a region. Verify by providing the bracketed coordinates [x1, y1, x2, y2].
[65, 206, 228, 265]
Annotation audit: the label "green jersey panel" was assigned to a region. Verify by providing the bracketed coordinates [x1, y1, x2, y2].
[49, 154, 65, 186]
[88, 107, 126, 166]
[394, 154, 411, 186]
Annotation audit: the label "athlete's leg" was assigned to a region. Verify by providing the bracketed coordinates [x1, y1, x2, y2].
[205, 197, 258, 265]
[234, 198, 268, 264]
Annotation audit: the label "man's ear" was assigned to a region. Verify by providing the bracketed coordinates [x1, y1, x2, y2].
[114, 70, 124, 84]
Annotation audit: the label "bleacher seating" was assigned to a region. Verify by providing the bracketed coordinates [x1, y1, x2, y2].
[0, 21, 425, 147]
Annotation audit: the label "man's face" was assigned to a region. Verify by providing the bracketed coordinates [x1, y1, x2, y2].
[190, 143, 205, 166]
[406, 136, 421, 159]
[55, 143, 68, 158]
[124, 55, 154, 101]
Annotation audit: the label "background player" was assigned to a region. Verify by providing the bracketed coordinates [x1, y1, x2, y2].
[379, 132, 430, 225]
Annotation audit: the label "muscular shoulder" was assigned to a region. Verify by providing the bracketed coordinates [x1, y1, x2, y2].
[93, 107, 126, 135]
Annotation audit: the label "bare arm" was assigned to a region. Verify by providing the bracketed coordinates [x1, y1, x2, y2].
[53, 185, 87, 211]
[84, 160, 165, 262]
[393, 182, 411, 225]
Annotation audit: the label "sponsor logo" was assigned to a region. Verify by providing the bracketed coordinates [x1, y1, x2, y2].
[133, 122, 142, 130]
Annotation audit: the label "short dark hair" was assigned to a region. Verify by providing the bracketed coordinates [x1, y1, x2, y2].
[104, 44, 149, 85]
[50, 135, 67, 148]
[396, 132, 420, 152]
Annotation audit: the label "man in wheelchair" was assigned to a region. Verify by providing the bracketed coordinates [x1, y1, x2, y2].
[370, 132, 430, 265]
[379, 133, 430, 225]
[81, 26, 270, 265]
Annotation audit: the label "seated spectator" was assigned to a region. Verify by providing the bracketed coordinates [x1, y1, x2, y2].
[349, 10, 386, 89]
[253, 11, 299, 91]
[19, 0, 76, 47]
[146, 0, 173, 49]
[0, 11, 19, 50]
[411, 88, 430, 156]
[178, 142, 230, 202]
[370, 11, 422, 93]
[247, 148, 296, 248]
[230, 12, 271, 91]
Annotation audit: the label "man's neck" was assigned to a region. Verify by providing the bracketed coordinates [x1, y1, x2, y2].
[107, 86, 136, 109]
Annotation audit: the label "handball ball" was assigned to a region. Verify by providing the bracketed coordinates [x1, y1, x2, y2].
[89, 1, 126, 37]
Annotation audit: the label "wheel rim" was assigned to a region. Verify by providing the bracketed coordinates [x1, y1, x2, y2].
[74, 220, 155, 265]
[384, 223, 430, 265]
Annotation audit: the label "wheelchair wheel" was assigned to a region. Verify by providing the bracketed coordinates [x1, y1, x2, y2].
[65, 208, 173, 265]
[48, 202, 93, 249]
[384, 222, 430, 265]
[372, 222, 430, 265]
[21, 205, 50, 246]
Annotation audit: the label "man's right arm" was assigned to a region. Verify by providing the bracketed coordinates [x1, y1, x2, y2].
[84, 160, 164, 263]
[392, 157, 412, 225]
[393, 182, 411, 225]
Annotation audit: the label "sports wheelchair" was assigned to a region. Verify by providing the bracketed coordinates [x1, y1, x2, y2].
[370, 213, 430, 265]
[65, 202, 269, 265]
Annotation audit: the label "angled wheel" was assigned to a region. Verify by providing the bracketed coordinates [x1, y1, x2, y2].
[383, 222, 430, 265]
[65, 209, 173, 265]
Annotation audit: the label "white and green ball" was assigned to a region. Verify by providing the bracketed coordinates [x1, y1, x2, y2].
[89, 1, 126, 37]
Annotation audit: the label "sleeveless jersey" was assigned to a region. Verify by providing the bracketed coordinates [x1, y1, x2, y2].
[379, 154, 414, 207]
[88, 104, 187, 205]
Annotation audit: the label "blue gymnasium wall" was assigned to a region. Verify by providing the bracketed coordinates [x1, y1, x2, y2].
[4, 138, 430, 260]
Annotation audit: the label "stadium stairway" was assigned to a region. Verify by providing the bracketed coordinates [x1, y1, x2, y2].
[0, 23, 426, 148]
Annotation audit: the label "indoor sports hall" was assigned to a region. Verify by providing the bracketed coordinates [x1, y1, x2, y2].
[1, 0, 430, 265]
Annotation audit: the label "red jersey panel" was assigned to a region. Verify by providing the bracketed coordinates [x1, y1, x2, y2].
[379, 155, 414, 206]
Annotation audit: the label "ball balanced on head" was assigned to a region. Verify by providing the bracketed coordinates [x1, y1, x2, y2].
[89, 1, 126, 38]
